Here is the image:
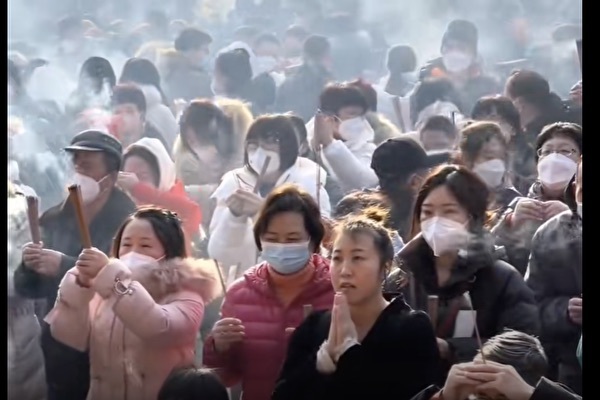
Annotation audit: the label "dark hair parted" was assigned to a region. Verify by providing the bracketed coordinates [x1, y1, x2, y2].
[179, 100, 235, 157]
[111, 206, 187, 259]
[333, 207, 395, 272]
[412, 77, 463, 116]
[536, 122, 582, 161]
[505, 69, 550, 108]
[157, 368, 228, 400]
[319, 83, 368, 116]
[481, 330, 548, 387]
[253, 184, 324, 253]
[411, 164, 489, 239]
[471, 95, 522, 136]
[244, 114, 299, 172]
[458, 121, 508, 166]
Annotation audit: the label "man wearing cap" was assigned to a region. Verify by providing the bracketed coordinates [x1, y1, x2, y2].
[418, 19, 499, 113]
[370, 137, 450, 240]
[15, 130, 136, 400]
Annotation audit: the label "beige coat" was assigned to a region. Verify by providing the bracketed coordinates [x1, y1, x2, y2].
[45, 257, 221, 400]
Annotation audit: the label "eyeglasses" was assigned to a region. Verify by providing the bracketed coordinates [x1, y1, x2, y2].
[537, 148, 578, 158]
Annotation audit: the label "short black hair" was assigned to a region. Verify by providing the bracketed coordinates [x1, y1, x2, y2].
[413, 77, 463, 116]
[419, 116, 457, 140]
[112, 83, 147, 114]
[349, 79, 377, 112]
[158, 368, 228, 400]
[255, 33, 281, 48]
[303, 35, 331, 61]
[285, 25, 310, 41]
[481, 330, 548, 387]
[179, 99, 235, 157]
[471, 95, 522, 136]
[174, 28, 212, 52]
[386, 45, 417, 73]
[253, 184, 324, 253]
[505, 69, 550, 108]
[536, 122, 582, 161]
[319, 83, 368, 116]
[245, 114, 299, 172]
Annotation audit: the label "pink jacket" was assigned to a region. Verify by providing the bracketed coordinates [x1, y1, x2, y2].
[45, 257, 221, 400]
[203, 254, 334, 400]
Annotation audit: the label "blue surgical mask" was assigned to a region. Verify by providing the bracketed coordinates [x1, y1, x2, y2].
[261, 241, 311, 275]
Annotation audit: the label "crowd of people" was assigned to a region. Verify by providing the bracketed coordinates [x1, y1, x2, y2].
[8, 1, 583, 399]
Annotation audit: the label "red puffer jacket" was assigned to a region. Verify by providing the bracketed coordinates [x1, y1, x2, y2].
[203, 254, 334, 400]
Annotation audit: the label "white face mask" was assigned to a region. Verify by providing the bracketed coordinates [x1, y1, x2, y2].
[338, 116, 373, 143]
[473, 159, 506, 189]
[577, 203, 582, 218]
[70, 172, 105, 204]
[248, 147, 281, 175]
[537, 153, 578, 191]
[415, 101, 464, 131]
[421, 216, 469, 257]
[120, 251, 163, 273]
[443, 51, 473, 73]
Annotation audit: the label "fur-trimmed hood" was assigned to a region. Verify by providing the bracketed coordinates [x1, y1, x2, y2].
[123, 256, 223, 304]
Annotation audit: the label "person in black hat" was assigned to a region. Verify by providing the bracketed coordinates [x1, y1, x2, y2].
[15, 129, 136, 400]
[370, 136, 450, 240]
[418, 19, 500, 114]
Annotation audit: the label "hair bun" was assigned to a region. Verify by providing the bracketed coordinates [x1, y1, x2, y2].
[361, 206, 390, 225]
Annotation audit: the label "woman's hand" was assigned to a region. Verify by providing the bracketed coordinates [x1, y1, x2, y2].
[437, 338, 451, 359]
[312, 112, 336, 149]
[212, 318, 246, 353]
[117, 172, 140, 191]
[512, 199, 545, 226]
[75, 247, 109, 282]
[327, 293, 358, 361]
[440, 363, 481, 400]
[543, 200, 570, 220]
[468, 361, 535, 400]
[226, 189, 264, 217]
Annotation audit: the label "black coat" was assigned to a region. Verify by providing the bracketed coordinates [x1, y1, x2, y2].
[526, 210, 582, 394]
[14, 187, 135, 400]
[272, 296, 440, 400]
[386, 235, 540, 372]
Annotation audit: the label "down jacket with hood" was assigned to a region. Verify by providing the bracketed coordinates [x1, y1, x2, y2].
[125, 138, 202, 249]
[8, 188, 46, 400]
[138, 84, 178, 151]
[45, 257, 222, 400]
[207, 157, 331, 274]
[385, 233, 540, 378]
[203, 255, 335, 400]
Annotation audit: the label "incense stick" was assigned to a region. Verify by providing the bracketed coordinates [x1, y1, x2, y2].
[67, 185, 92, 248]
[315, 145, 322, 208]
[212, 259, 228, 295]
[465, 292, 486, 363]
[427, 295, 439, 331]
[25, 196, 41, 244]
[253, 156, 272, 194]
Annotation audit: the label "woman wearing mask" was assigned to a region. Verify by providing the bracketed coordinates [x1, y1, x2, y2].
[309, 83, 379, 197]
[119, 138, 202, 255]
[44, 206, 221, 400]
[471, 95, 537, 195]
[273, 209, 440, 400]
[208, 115, 330, 272]
[65, 57, 116, 120]
[385, 165, 539, 379]
[204, 185, 335, 400]
[526, 159, 582, 395]
[493, 122, 581, 275]
[119, 57, 178, 150]
[458, 121, 521, 221]
[8, 184, 46, 400]
[173, 100, 246, 228]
